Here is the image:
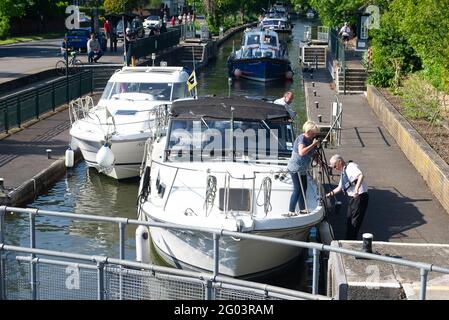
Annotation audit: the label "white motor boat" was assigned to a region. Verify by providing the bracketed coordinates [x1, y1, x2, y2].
[69, 66, 192, 179]
[137, 97, 324, 278]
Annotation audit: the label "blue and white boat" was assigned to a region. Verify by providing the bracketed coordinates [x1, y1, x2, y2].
[227, 28, 293, 82]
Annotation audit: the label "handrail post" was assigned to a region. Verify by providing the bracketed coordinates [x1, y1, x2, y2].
[118, 222, 125, 300]
[90, 68, 94, 94]
[3, 105, 8, 134]
[419, 268, 428, 300]
[312, 248, 320, 295]
[97, 261, 105, 300]
[51, 82, 56, 112]
[211, 232, 220, 300]
[35, 88, 40, 119]
[0, 206, 6, 299]
[17, 97, 22, 128]
[119, 222, 125, 260]
[29, 210, 37, 300]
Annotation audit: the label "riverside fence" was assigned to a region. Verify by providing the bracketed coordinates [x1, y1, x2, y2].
[0, 65, 121, 135]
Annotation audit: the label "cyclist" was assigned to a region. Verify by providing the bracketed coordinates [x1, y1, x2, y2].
[60, 41, 75, 60]
[339, 22, 352, 48]
[87, 33, 103, 63]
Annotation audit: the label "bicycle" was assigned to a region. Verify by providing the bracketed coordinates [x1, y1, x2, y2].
[55, 51, 83, 76]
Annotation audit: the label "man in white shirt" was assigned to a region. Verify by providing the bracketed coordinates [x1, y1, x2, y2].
[87, 33, 103, 63]
[274, 91, 296, 119]
[326, 154, 369, 240]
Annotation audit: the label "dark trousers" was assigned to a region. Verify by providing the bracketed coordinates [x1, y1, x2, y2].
[289, 172, 308, 212]
[346, 192, 369, 240]
[88, 51, 103, 63]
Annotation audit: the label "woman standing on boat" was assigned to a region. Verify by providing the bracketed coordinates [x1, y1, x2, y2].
[287, 121, 320, 215]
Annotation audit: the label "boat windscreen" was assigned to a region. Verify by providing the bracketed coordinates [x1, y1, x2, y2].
[101, 82, 174, 101]
[166, 119, 294, 162]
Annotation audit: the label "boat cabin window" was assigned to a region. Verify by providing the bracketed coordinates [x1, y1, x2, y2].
[263, 35, 277, 46]
[172, 82, 190, 100]
[246, 35, 260, 46]
[166, 119, 293, 162]
[101, 82, 175, 101]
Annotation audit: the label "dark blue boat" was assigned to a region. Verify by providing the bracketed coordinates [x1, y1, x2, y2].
[227, 28, 293, 82]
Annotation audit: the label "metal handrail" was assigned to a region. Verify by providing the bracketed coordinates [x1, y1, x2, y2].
[2, 205, 449, 300]
[3, 244, 330, 300]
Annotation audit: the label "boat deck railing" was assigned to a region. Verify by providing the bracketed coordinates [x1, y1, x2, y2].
[2, 206, 449, 300]
[69, 97, 169, 137]
[146, 159, 321, 217]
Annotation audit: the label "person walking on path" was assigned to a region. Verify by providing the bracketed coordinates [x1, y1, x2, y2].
[103, 20, 111, 51]
[326, 154, 369, 240]
[286, 121, 320, 216]
[339, 22, 352, 48]
[274, 91, 296, 119]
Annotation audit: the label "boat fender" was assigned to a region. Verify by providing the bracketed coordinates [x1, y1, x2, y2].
[96, 143, 115, 168]
[135, 225, 150, 263]
[285, 70, 294, 80]
[234, 68, 242, 79]
[65, 147, 74, 168]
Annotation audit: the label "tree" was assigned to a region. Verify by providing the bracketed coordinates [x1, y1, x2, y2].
[387, 0, 449, 92]
[0, 0, 27, 38]
[103, 0, 140, 14]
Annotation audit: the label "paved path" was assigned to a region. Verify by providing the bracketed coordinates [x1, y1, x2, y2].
[0, 38, 124, 84]
[0, 107, 71, 191]
[305, 68, 449, 244]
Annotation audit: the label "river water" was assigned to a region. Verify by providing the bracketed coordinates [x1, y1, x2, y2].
[4, 19, 318, 292]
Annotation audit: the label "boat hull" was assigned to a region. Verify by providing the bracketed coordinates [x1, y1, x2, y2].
[228, 57, 292, 82]
[149, 222, 312, 278]
[72, 135, 147, 179]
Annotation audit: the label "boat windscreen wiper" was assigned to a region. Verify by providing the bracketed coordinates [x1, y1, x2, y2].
[261, 120, 286, 150]
[201, 117, 209, 129]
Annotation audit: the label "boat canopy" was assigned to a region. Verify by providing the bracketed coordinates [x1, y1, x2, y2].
[170, 97, 290, 121]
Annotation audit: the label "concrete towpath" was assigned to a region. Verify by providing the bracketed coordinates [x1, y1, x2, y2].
[0, 107, 71, 198]
[304, 68, 449, 244]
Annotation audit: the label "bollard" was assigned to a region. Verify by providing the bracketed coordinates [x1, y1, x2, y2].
[318, 115, 322, 122]
[46, 149, 52, 159]
[315, 101, 319, 108]
[363, 233, 373, 253]
[313, 90, 317, 96]
[312, 82, 315, 87]
[310, 73, 314, 79]
[0, 178, 4, 192]
[323, 139, 328, 148]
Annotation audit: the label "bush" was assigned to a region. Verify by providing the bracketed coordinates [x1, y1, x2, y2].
[0, 16, 10, 39]
[368, 67, 395, 87]
[398, 74, 440, 121]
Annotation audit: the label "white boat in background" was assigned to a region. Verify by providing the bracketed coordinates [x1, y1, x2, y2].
[69, 66, 192, 179]
[137, 97, 324, 277]
[261, 14, 292, 42]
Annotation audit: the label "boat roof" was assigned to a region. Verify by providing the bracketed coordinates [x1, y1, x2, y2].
[170, 97, 290, 121]
[108, 66, 189, 83]
[263, 16, 288, 22]
[244, 28, 278, 37]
